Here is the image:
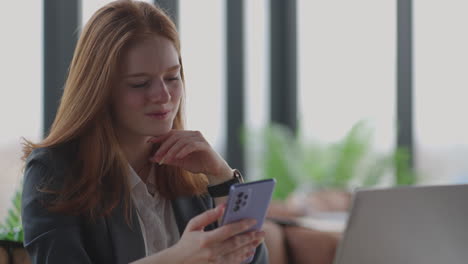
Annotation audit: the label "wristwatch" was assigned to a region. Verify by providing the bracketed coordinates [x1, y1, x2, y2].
[207, 169, 244, 197]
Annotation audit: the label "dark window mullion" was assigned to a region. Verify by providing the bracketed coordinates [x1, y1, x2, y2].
[270, 0, 297, 134]
[226, 0, 245, 174]
[43, 0, 80, 137]
[397, 0, 414, 180]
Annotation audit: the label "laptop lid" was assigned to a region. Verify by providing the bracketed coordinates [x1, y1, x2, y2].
[334, 184, 468, 264]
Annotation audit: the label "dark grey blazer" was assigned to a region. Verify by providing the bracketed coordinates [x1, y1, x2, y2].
[21, 146, 268, 264]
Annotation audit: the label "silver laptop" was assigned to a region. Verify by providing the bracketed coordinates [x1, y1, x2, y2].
[334, 184, 468, 264]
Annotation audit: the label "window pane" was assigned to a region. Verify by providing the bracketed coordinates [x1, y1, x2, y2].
[297, 0, 397, 188]
[298, 0, 396, 152]
[179, 0, 226, 154]
[81, 0, 115, 25]
[245, 0, 269, 179]
[81, 0, 153, 26]
[414, 1, 468, 184]
[0, 2, 42, 218]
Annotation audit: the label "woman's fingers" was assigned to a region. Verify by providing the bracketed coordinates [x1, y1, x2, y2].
[161, 138, 207, 164]
[147, 133, 171, 144]
[150, 130, 204, 163]
[222, 240, 259, 264]
[186, 204, 225, 232]
[151, 131, 182, 162]
[216, 230, 265, 256]
[156, 137, 191, 164]
[204, 219, 257, 244]
[174, 142, 204, 160]
[179, 207, 265, 264]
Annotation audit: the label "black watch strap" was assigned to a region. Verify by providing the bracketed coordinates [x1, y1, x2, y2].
[207, 169, 244, 197]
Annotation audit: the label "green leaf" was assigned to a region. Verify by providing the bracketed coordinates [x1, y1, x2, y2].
[394, 147, 417, 185]
[0, 184, 24, 242]
[262, 124, 299, 200]
[242, 120, 421, 202]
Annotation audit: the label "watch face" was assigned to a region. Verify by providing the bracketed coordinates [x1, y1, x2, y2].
[233, 169, 244, 183]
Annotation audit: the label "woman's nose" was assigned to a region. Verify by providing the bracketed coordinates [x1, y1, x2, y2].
[148, 79, 171, 103]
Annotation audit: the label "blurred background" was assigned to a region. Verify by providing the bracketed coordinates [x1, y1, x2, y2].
[1, 0, 468, 220]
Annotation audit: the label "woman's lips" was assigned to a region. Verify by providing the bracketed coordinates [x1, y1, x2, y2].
[145, 111, 170, 120]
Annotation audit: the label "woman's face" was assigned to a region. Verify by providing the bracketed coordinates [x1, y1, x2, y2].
[112, 35, 182, 139]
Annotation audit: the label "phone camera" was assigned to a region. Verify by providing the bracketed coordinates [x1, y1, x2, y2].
[234, 191, 250, 211]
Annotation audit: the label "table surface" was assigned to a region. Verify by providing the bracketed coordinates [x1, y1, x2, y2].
[298, 212, 348, 233]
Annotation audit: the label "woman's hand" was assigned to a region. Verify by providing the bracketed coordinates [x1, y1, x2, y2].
[169, 204, 265, 264]
[133, 204, 265, 264]
[148, 130, 233, 184]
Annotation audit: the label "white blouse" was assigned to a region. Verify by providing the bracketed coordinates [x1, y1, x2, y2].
[128, 164, 180, 256]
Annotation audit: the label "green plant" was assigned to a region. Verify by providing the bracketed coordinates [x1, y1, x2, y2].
[244, 121, 417, 200]
[257, 124, 302, 200]
[0, 186, 23, 242]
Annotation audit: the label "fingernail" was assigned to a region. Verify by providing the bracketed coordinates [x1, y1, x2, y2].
[255, 231, 265, 238]
[252, 239, 263, 247]
[159, 157, 166, 165]
[217, 204, 226, 213]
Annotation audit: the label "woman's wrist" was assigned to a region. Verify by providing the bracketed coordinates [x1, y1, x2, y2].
[206, 165, 234, 185]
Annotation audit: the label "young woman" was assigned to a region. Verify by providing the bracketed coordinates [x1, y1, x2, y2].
[21, 1, 267, 263]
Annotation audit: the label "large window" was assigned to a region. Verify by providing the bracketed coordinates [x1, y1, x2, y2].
[244, 0, 270, 179]
[82, 0, 114, 25]
[298, 1, 396, 153]
[0, 2, 42, 218]
[414, 0, 468, 184]
[82, 0, 154, 26]
[179, 0, 226, 154]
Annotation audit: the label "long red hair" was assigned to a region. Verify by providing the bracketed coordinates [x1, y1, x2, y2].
[22, 0, 207, 220]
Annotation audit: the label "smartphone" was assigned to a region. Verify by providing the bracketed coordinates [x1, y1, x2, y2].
[220, 178, 276, 263]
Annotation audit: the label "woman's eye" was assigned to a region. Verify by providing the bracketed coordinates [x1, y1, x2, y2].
[131, 81, 148, 88]
[166, 76, 180, 82]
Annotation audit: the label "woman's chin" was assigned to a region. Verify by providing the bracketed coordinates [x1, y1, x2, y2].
[145, 127, 172, 137]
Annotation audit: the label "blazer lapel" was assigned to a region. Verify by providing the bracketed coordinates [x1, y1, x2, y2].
[171, 195, 217, 235]
[106, 202, 146, 264]
[104, 195, 215, 264]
